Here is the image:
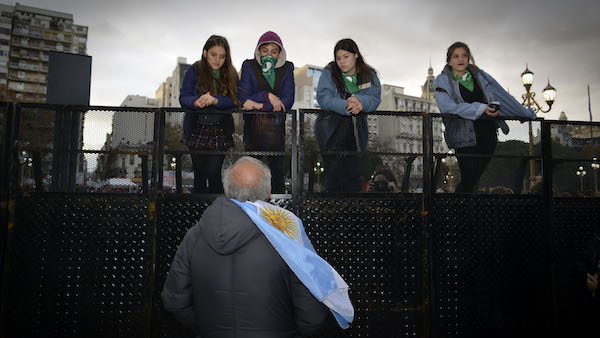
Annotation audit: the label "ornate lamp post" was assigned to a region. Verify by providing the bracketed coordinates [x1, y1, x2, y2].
[592, 158, 599, 194]
[521, 65, 557, 188]
[576, 166, 587, 194]
[313, 161, 324, 192]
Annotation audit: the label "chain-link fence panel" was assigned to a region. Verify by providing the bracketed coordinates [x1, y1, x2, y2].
[431, 194, 546, 337]
[2, 194, 153, 337]
[85, 107, 156, 194]
[299, 194, 423, 337]
[301, 110, 430, 195]
[549, 122, 600, 196]
[552, 197, 600, 336]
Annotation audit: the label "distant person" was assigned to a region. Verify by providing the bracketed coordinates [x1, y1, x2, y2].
[315, 38, 381, 192]
[434, 42, 535, 193]
[365, 168, 399, 193]
[180, 35, 239, 194]
[238, 31, 294, 193]
[161, 156, 354, 337]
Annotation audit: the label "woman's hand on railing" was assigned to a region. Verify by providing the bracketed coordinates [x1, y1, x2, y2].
[242, 99, 264, 111]
[268, 93, 286, 112]
[346, 97, 363, 115]
[195, 92, 218, 108]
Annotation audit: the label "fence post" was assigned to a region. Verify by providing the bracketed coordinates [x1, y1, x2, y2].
[148, 107, 165, 337]
[298, 109, 305, 197]
[540, 119, 557, 336]
[421, 112, 434, 338]
[151, 108, 165, 194]
[291, 110, 298, 213]
[67, 107, 83, 192]
[1, 102, 20, 297]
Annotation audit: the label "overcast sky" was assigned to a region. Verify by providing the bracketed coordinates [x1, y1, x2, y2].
[10, 0, 600, 146]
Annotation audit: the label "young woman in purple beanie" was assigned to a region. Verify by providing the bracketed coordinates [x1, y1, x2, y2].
[238, 31, 295, 193]
[179, 35, 240, 194]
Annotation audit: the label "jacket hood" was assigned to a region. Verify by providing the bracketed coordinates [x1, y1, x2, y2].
[198, 197, 261, 255]
[254, 31, 287, 68]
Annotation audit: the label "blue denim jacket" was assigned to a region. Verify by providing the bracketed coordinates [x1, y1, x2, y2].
[434, 65, 535, 149]
[315, 65, 381, 151]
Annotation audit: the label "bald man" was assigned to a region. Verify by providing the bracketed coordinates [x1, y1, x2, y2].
[161, 157, 329, 338]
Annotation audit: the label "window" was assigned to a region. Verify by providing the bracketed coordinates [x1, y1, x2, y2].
[0, 39, 8, 46]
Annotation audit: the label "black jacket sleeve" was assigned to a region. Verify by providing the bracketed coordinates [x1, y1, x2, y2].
[290, 272, 330, 336]
[161, 225, 201, 332]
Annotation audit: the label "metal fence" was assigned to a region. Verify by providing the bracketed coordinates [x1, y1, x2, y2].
[1, 102, 599, 337]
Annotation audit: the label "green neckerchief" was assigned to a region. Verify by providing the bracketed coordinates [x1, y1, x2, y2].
[211, 69, 221, 93]
[452, 70, 474, 92]
[343, 72, 360, 94]
[260, 55, 277, 89]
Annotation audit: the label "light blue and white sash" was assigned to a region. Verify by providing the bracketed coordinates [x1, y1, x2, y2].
[231, 199, 354, 329]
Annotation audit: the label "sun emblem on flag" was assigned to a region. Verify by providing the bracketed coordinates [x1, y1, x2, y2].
[259, 206, 298, 239]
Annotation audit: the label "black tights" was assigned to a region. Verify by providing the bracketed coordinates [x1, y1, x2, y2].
[190, 149, 225, 194]
[454, 121, 498, 193]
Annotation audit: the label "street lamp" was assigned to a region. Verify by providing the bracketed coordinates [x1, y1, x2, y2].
[576, 166, 587, 194]
[170, 157, 176, 170]
[521, 64, 557, 188]
[313, 161, 324, 192]
[592, 158, 599, 194]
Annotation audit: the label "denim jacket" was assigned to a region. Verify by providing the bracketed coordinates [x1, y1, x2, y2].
[315, 65, 381, 151]
[434, 65, 535, 149]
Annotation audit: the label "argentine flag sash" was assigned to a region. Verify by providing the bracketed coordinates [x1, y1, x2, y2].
[231, 199, 354, 328]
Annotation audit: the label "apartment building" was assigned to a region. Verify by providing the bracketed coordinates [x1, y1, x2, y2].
[0, 3, 88, 102]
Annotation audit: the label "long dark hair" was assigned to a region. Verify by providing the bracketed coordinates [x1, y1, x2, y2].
[446, 41, 476, 66]
[194, 35, 240, 106]
[328, 38, 377, 94]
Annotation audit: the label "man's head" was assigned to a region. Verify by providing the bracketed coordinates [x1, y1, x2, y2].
[223, 156, 271, 202]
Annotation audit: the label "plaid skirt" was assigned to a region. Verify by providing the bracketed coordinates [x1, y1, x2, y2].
[181, 122, 233, 150]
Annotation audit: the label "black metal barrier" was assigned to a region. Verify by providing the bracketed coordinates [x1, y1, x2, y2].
[1, 103, 599, 337]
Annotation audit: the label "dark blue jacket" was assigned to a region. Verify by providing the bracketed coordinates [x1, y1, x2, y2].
[238, 59, 295, 112]
[238, 59, 295, 148]
[180, 65, 236, 141]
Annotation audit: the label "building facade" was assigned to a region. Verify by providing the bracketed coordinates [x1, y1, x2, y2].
[155, 57, 191, 126]
[0, 3, 88, 102]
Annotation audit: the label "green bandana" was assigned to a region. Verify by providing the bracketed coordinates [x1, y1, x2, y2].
[211, 69, 221, 93]
[342, 72, 360, 94]
[452, 70, 474, 92]
[260, 55, 277, 89]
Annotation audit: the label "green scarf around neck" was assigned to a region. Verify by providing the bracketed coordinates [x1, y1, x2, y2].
[260, 55, 277, 89]
[342, 72, 359, 94]
[211, 69, 221, 93]
[452, 70, 474, 92]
